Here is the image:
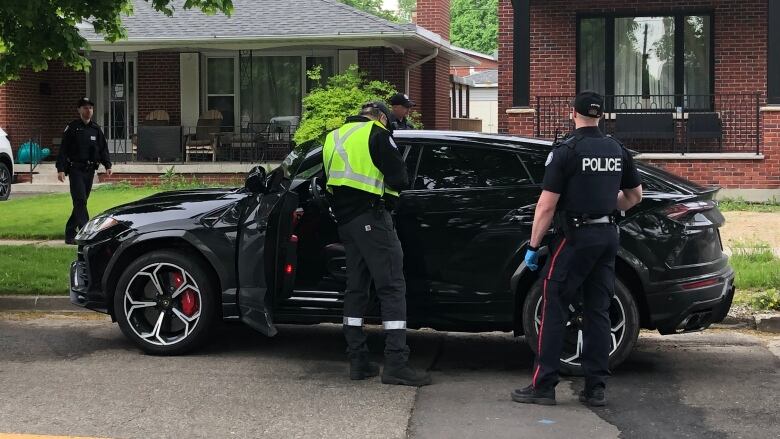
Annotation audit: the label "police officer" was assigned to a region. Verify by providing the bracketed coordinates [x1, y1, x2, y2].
[323, 101, 431, 387]
[510, 91, 642, 407]
[56, 97, 112, 245]
[388, 93, 415, 130]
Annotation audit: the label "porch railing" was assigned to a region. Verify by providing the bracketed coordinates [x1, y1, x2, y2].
[111, 123, 298, 163]
[535, 94, 762, 154]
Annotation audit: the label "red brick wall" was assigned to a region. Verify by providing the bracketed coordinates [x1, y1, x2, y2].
[137, 52, 181, 126]
[0, 62, 86, 158]
[421, 57, 452, 130]
[498, 0, 775, 189]
[358, 48, 406, 92]
[416, 0, 450, 42]
[499, 0, 768, 132]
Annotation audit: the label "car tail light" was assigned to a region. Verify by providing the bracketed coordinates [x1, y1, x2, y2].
[285, 264, 294, 275]
[681, 278, 719, 290]
[662, 200, 716, 221]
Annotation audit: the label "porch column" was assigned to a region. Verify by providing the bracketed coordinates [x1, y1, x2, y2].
[511, 0, 530, 107]
[769, 0, 780, 104]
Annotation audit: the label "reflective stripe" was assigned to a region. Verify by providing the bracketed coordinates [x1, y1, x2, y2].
[383, 320, 406, 330]
[343, 317, 364, 326]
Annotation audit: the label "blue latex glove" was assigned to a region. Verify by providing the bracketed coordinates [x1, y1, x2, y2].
[524, 248, 539, 271]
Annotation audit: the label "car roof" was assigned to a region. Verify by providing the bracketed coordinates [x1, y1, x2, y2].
[393, 130, 554, 152]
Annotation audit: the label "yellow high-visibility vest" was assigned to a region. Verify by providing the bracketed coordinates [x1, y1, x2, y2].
[323, 121, 399, 197]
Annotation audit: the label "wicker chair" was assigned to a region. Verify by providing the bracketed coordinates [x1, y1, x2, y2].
[185, 110, 223, 161]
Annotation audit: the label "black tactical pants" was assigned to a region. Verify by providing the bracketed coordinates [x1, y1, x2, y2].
[65, 166, 95, 241]
[532, 224, 619, 392]
[338, 207, 408, 360]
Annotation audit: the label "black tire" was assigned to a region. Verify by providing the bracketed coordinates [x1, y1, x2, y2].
[114, 250, 217, 355]
[0, 162, 10, 201]
[521, 278, 640, 376]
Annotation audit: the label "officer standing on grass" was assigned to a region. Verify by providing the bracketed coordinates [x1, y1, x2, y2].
[323, 101, 431, 387]
[56, 97, 112, 245]
[511, 91, 643, 407]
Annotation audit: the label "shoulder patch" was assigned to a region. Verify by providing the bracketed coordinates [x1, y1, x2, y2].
[545, 151, 554, 166]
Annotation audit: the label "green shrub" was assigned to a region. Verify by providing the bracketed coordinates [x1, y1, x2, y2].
[718, 197, 780, 212]
[294, 65, 401, 146]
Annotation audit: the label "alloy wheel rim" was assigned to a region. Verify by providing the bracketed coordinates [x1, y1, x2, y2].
[534, 293, 627, 367]
[124, 262, 202, 346]
[0, 167, 8, 198]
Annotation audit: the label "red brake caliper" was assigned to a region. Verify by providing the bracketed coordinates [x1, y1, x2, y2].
[173, 273, 199, 317]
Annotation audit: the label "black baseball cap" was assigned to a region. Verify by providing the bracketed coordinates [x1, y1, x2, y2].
[389, 93, 415, 108]
[573, 91, 604, 118]
[77, 97, 95, 107]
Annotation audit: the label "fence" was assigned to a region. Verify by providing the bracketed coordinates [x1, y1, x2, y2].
[535, 94, 762, 154]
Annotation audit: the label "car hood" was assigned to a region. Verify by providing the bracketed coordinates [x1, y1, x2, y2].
[105, 188, 246, 228]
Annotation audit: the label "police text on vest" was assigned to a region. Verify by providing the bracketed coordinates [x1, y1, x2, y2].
[582, 157, 622, 172]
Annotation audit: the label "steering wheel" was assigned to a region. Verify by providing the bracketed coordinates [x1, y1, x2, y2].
[309, 176, 329, 212]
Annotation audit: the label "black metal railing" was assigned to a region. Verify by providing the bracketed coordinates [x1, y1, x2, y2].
[535, 94, 762, 154]
[111, 123, 298, 163]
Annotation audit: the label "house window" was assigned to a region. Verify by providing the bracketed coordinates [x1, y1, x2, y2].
[578, 14, 712, 110]
[240, 56, 303, 127]
[306, 56, 335, 93]
[207, 57, 236, 130]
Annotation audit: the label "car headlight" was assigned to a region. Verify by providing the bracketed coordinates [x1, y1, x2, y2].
[76, 216, 119, 240]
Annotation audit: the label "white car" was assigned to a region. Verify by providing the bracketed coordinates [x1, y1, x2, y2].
[0, 127, 13, 200]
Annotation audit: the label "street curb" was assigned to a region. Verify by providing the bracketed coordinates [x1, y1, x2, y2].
[0, 295, 89, 313]
[755, 314, 780, 333]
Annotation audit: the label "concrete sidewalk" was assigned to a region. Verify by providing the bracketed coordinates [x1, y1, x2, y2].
[0, 296, 87, 313]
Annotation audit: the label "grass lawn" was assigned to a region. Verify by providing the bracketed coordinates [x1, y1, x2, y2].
[718, 197, 780, 213]
[0, 245, 76, 295]
[0, 186, 160, 240]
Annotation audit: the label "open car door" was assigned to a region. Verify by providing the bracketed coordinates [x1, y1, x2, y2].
[236, 166, 298, 336]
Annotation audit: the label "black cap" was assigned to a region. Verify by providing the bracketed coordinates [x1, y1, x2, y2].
[389, 93, 415, 108]
[77, 97, 95, 107]
[362, 101, 393, 122]
[573, 91, 603, 118]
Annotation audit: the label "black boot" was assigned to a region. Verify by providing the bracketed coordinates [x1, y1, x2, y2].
[381, 354, 432, 387]
[579, 386, 606, 407]
[511, 385, 556, 405]
[349, 352, 380, 380]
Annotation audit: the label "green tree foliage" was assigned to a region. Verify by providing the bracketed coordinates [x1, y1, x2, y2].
[0, 0, 233, 84]
[337, 0, 399, 21]
[294, 65, 398, 145]
[450, 0, 498, 55]
[397, 0, 416, 21]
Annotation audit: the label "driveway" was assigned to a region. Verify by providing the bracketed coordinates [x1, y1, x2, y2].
[0, 314, 778, 439]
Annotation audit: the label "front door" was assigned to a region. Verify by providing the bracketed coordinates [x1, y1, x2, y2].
[87, 55, 137, 156]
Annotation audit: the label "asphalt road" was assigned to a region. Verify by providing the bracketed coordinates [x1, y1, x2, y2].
[0, 314, 778, 439]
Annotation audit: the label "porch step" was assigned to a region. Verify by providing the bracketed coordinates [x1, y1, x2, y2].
[15, 163, 101, 185]
[12, 182, 106, 194]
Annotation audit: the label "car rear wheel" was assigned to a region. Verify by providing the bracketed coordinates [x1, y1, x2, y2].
[522, 278, 640, 376]
[0, 162, 10, 201]
[114, 250, 216, 355]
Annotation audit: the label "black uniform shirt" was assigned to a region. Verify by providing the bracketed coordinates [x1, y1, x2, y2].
[542, 127, 641, 216]
[389, 113, 415, 130]
[56, 119, 112, 173]
[330, 116, 410, 224]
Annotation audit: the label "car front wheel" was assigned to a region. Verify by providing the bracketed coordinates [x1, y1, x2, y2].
[0, 162, 10, 201]
[114, 250, 216, 355]
[522, 278, 640, 376]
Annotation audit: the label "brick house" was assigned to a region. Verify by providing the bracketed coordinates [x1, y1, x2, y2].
[499, 0, 780, 200]
[1, 0, 468, 184]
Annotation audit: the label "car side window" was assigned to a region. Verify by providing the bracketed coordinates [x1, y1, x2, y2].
[414, 144, 532, 190]
[519, 151, 549, 185]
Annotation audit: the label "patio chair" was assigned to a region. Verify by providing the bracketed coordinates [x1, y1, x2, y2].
[185, 110, 223, 161]
[614, 113, 676, 150]
[222, 131, 265, 162]
[686, 112, 723, 152]
[132, 110, 171, 158]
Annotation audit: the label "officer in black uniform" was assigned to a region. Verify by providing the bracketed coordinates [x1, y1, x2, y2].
[324, 102, 431, 387]
[510, 91, 643, 407]
[56, 97, 112, 245]
[388, 93, 415, 130]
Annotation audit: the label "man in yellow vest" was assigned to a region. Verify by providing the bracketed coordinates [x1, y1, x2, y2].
[323, 101, 431, 387]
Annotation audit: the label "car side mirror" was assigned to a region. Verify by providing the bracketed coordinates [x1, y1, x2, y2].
[245, 166, 267, 194]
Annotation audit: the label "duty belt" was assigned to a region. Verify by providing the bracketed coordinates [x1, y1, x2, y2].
[570, 215, 614, 228]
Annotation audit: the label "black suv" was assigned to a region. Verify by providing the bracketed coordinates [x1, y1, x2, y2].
[70, 131, 734, 374]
